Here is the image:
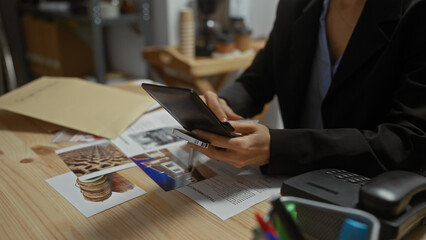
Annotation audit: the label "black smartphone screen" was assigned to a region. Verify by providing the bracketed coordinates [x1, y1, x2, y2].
[142, 83, 233, 137]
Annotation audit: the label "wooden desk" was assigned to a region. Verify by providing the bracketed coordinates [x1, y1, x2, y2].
[142, 42, 264, 93]
[0, 81, 268, 239]
[1, 82, 425, 239]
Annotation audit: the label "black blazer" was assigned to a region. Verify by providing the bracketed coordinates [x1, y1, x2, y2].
[220, 0, 426, 177]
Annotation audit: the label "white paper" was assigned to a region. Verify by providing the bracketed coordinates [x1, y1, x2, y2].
[46, 172, 146, 217]
[51, 130, 104, 144]
[112, 110, 185, 157]
[178, 159, 284, 220]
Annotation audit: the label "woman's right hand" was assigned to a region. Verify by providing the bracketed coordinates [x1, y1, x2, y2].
[201, 91, 244, 122]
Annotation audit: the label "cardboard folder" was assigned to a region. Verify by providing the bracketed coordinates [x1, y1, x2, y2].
[0, 77, 154, 139]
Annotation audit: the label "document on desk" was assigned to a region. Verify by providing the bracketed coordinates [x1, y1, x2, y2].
[178, 161, 284, 220]
[0, 76, 154, 139]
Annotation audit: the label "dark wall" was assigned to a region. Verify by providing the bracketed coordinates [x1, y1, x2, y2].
[0, 0, 31, 89]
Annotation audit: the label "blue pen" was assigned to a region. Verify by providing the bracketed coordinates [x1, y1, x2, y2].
[264, 230, 280, 240]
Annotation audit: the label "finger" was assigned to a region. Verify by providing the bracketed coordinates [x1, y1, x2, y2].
[220, 99, 244, 120]
[188, 143, 244, 166]
[192, 129, 234, 149]
[228, 121, 258, 135]
[204, 91, 228, 122]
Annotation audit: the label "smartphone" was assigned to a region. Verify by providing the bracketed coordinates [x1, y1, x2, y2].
[172, 128, 209, 148]
[142, 83, 235, 137]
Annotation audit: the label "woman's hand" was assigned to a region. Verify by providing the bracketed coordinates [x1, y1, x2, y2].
[189, 121, 270, 168]
[201, 91, 244, 122]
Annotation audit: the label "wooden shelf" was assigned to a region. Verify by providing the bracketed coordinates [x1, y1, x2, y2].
[143, 40, 265, 93]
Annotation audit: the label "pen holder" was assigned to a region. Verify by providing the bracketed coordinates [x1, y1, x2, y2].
[269, 196, 380, 240]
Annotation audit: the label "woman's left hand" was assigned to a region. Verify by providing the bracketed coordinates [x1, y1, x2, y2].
[189, 121, 270, 168]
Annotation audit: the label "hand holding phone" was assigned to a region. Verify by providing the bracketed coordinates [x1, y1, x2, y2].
[186, 120, 270, 168]
[142, 84, 269, 168]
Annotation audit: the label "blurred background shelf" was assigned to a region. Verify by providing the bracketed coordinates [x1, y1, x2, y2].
[19, 0, 151, 84]
[142, 39, 265, 93]
[1, 0, 279, 94]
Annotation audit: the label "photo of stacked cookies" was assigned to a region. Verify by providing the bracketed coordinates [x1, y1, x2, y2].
[179, 8, 195, 59]
[76, 175, 112, 202]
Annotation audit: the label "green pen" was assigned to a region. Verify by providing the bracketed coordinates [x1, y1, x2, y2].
[273, 215, 291, 240]
[285, 202, 298, 223]
[270, 196, 305, 240]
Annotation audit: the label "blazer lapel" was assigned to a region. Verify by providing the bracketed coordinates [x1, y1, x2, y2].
[326, 0, 402, 98]
[289, 0, 323, 83]
[285, 0, 323, 124]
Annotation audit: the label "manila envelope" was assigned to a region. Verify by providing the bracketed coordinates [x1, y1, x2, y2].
[0, 76, 154, 139]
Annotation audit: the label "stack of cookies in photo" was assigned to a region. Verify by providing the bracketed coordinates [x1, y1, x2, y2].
[76, 175, 112, 202]
[179, 8, 195, 59]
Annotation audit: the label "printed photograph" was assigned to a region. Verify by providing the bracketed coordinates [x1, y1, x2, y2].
[128, 127, 181, 150]
[56, 140, 133, 180]
[131, 146, 217, 191]
[46, 171, 146, 217]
